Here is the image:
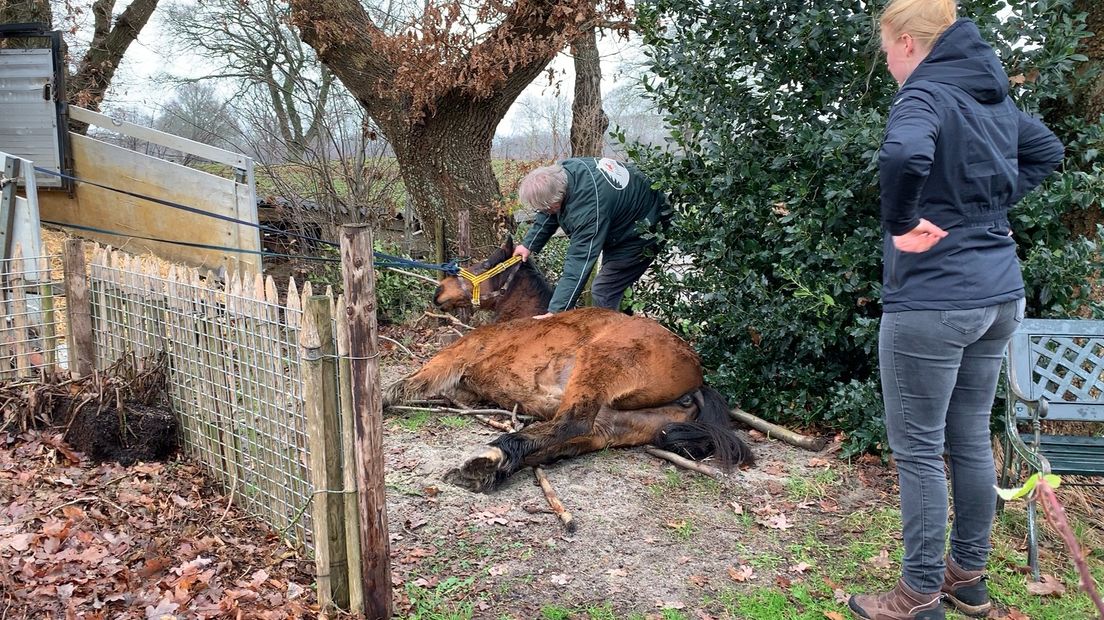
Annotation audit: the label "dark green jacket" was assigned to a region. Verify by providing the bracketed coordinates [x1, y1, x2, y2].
[522, 157, 669, 312]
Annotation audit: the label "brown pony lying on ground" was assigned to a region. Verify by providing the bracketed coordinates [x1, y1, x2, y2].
[383, 240, 754, 492]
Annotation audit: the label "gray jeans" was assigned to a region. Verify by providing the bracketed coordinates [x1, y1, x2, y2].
[591, 254, 655, 311]
[879, 297, 1024, 592]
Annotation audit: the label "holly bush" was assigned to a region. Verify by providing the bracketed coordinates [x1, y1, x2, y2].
[627, 0, 1103, 454]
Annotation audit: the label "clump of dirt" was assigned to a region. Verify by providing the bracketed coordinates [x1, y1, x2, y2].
[1, 352, 179, 465]
[63, 401, 177, 465]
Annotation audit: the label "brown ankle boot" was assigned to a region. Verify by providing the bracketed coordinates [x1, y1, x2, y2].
[848, 579, 945, 619]
[942, 556, 991, 616]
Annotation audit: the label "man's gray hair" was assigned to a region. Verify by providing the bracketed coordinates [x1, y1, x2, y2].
[518, 164, 568, 212]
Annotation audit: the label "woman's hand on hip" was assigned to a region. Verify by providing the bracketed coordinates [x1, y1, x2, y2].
[892, 218, 947, 253]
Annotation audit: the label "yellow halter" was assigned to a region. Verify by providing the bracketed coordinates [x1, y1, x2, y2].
[458, 255, 522, 305]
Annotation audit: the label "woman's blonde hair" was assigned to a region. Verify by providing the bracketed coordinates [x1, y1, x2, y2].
[880, 0, 957, 48]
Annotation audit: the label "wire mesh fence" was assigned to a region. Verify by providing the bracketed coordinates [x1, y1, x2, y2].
[88, 247, 317, 547]
[0, 248, 65, 382]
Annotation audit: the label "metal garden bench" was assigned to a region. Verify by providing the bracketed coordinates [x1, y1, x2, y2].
[1000, 317, 1104, 581]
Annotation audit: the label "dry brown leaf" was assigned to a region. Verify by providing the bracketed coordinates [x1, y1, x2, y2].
[727, 564, 755, 582]
[866, 549, 892, 569]
[824, 612, 846, 620]
[790, 561, 813, 574]
[1024, 574, 1065, 597]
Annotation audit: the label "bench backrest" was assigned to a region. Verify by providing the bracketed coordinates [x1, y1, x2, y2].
[1008, 318, 1104, 422]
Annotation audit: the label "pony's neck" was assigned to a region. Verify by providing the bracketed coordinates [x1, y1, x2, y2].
[492, 264, 553, 322]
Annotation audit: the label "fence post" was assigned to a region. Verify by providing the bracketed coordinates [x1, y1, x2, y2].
[456, 209, 472, 324]
[339, 224, 392, 620]
[62, 239, 95, 378]
[301, 295, 350, 610]
[335, 293, 365, 613]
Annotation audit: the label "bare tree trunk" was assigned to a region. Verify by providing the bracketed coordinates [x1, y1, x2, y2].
[570, 25, 608, 157]
[387, 109, 505, 257]
[67, 0, 161, 130]
[1074, 0, 1103, 123]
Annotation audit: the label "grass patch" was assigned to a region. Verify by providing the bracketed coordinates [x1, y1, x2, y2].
[404, 576, 478, 620]
[396, 409, 433, 432]
[439, 415, 471, 429]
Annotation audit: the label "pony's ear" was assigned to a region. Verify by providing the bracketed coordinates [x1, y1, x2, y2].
[503, 234, 515, 252]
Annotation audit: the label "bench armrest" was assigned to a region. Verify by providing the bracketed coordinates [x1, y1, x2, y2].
[1004, 342, 1052, 475]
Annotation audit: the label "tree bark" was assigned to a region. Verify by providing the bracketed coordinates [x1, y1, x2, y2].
[385, 107, 506, 255]
[67, 0, 161, 130]
[1073, 0, 1104, 123]
[570, 25, 608, 157]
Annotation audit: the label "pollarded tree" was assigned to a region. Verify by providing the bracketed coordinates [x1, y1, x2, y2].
[629, 0, 1103, 454]
[287, 0, 631, 255]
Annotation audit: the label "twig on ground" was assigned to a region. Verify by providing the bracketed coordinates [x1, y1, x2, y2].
[644, 446, 727, 479]
[423, 311, 475, 331]
[388, 405, 518, 417]
[379, 335, 417, 360]
[533, 466, 576, 533]
[729, 408, 827, 451]
[474, 414, 513, 432]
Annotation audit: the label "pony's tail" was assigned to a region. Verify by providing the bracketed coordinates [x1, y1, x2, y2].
[653, 386, 755, 470]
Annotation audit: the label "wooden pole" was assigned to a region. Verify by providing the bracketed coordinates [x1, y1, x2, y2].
[434, 219, 446, 265]
[340, 224, 392, 620]
[302, 295, 350, 610]
[729, 408, 827, 451]
[335, 294, 365, 614]
[62, 239, 95, 379]
[456, 209, 472, 324]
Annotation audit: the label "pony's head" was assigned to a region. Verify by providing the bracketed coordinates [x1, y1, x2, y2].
[433, 236, 518, 311]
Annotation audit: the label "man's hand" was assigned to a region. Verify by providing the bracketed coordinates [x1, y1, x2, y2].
[532, 312, 553, 320]
[513, 244, 531, 262]
[892, 218, 948, 253]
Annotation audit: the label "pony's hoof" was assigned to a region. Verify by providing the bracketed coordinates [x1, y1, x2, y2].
[444, 448, 504, 493]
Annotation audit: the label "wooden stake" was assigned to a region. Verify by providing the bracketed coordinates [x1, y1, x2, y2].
[335, 294, 365, 614]
[302, 296, 350, 610]
[456, 209, 472, 325]
[644, 446, 726, 480]
[533, 466, 576, 533]
[729, 408, 827, 451]
[340, 224, 392, 620]
[62, 239, 95, 379]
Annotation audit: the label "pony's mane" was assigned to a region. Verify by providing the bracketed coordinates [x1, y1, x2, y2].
[485, 247, 554, 300]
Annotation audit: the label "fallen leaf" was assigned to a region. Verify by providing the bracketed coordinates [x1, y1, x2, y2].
[833, 588, 849, 605]
[488, 564, 508, 576]
[729, 501, 744, 515]
[549, 573, 571, 586]
[688, 574, 708, 587]
[2, 533, 33, 552]
[656, 600, 685, 610]
[1004, 608, 1030, 620]
[748, 429, 767, 441]
[790, 562, 812, 574]
[775, 575, 792, 588]
[807, 458, 831, 467]
[866, 549, 892, 569]
[607, 568, 628, 578]
[727, 565, 754, 582]
[1025, 574, 1065, 597]
[759, 513, 793, 530]
[824, 612, 846, 620]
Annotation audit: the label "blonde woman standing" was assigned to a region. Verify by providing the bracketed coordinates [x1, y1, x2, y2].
[849, 1, 1064, 619]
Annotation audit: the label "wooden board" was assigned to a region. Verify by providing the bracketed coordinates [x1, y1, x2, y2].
[38, 134, 261, 274]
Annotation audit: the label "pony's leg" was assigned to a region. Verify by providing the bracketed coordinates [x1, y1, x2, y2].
[445, 401, 696, 492]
